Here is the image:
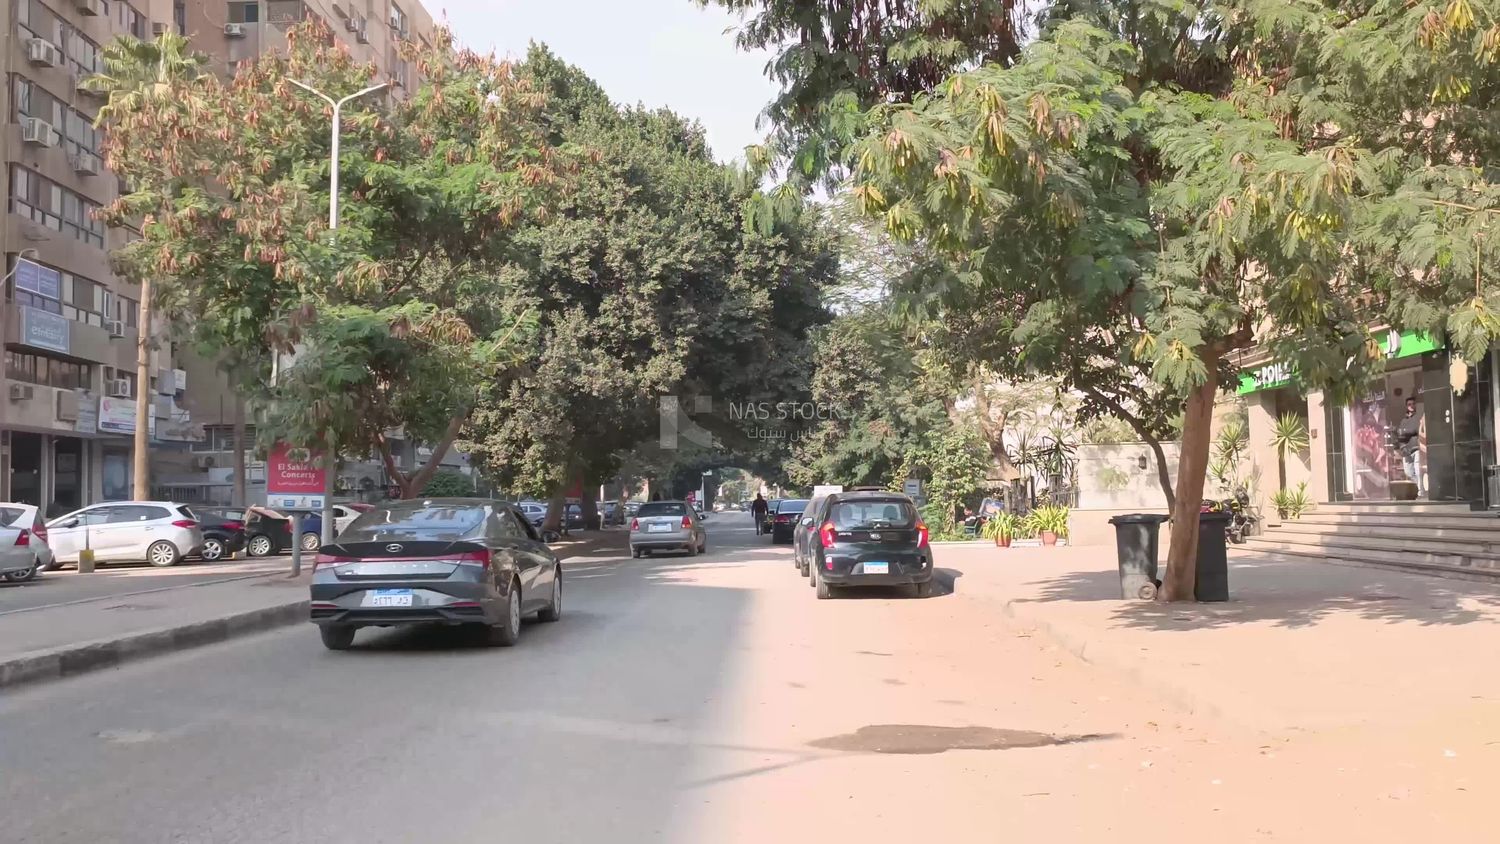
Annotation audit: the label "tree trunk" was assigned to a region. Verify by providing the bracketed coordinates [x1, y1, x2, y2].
[1161, 372, 1218, 602]
[374, 416, 466, 499]
[132, 276, 154, 500]
[541, 487, 566, 533]
[580, 484, 599, 531]
[231, 393, 247, 507]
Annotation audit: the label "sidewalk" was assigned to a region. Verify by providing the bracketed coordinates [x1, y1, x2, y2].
[944, 543, 1500, 734]
[0, 529, 628, 690]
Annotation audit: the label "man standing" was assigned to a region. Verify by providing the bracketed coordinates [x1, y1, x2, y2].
[751, 493, 769, 536]
[1396, 397, 1425, 497]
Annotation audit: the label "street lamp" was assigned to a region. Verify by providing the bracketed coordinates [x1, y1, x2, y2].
[286, 79, 388, 544]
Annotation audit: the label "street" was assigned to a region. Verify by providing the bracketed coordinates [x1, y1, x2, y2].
[1, 512, 1494, 843]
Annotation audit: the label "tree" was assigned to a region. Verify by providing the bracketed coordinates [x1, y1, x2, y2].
[91, 24, 563, 497]
[844, 2, 1500, 601]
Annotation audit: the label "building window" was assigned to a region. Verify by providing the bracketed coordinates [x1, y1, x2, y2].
[5, 350, 93, 390]
[390, 2, 408, 36]
[230, 1, 261, 23]
[9, 165, 106, 248]
[117, 2, 146, 38]
[193, 425, 257, 452]
[174, 1, 186, 35]
[12, 76, 101, 162]
[4, 257, 114, 328]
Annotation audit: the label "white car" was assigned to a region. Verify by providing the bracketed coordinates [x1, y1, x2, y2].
[46, 501, 204, 568]
[0, 503, 54, 582]
[331, 503, 365, 535]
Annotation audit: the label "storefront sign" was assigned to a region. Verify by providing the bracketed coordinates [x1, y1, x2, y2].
[75, 397, 98, 435]
[267, 443, 327, 511]
[19, 306, 70, 354]
[13, 258, 61, 300]
[1238, 329, 1442, 395]
[97, 397, 153, 436]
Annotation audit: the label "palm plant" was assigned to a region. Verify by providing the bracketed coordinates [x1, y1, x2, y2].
[1269, 413, 1310, 459]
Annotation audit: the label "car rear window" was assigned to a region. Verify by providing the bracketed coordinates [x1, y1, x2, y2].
[777, 499, 810, 514]
[341, 502, 488, 541]
[638, 502, 687, 517]
[831, 499, 916, 529]
[0, 506, 26, 527]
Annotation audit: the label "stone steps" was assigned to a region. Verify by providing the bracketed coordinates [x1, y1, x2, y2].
[1249, 502, 1500, 580]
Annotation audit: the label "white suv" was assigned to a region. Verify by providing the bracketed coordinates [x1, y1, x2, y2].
[0, 503, 54, 581]
[46, 502, 204, 568]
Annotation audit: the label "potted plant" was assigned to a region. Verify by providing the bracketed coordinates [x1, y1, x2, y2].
[1270, 482, 1311, 520]
[984, 512, 1020, 548]
[1025, 505, 1069, 546]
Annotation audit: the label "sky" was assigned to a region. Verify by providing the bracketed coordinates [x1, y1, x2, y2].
[434, 0, 779, 164]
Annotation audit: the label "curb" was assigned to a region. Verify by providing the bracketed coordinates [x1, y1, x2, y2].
[996, 597, 1242, 731]
[0, 599, 308, 692]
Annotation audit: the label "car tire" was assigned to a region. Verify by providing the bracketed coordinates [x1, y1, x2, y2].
[319, 625, 356, 650]
[487, 582, 523, 647]
[631, 548, 641, 559]
[537, 572, 562, 623]
[247, 535, 273, 558]
[3, 565, 38, 583]
[699, 538, 707, 554]
[147, 541, 181, 568]
[800, 557, 810, 577]
[200, 537, 226, 562]
[913, 580, 934, 599]
[300, 532, 320, 552]
[815, 569, 833, 600]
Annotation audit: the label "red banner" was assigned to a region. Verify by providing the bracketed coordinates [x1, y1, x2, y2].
[267, 443, 326, 495]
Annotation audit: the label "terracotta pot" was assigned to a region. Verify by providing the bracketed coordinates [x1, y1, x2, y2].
[995, 535, 1012, 548]
[1040, 531, 1059, 547]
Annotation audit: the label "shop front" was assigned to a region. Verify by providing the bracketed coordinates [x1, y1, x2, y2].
[1240, 330, 1498, 509]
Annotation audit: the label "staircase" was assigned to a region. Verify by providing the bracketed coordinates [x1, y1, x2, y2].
[1243, 501, 1500, 580]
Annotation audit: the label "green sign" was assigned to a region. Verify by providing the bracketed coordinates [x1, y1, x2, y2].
[1237, 328, 1442, 395]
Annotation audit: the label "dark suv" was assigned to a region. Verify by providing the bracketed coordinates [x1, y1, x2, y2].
[807, 492, 933, 599]
[769, 499, 809, 544]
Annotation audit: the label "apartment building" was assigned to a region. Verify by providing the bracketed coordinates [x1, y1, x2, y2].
[166, 0, 442, 506]
[0, 0, 194, 512]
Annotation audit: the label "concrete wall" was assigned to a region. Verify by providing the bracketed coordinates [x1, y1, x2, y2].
[1076, 441, 1181, 510]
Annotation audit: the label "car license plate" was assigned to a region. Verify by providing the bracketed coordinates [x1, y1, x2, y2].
[648, 523, 671, 533]
[863, 562, 889, 575]
[368, 589, 413, 608]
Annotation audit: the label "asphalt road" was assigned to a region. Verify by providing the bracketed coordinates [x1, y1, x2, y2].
[0, 556, 293, 614]
[0, 512, 1403, 842]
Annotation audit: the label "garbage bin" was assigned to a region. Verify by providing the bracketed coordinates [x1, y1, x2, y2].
[1108, 514, 1169, 600]
[1195, 510, 1231, 602]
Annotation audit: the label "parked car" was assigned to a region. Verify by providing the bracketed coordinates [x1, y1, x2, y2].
[761, 499, 782, 534]
[192, 507, 249, 562]
[518, 501, 547, 528]
[45, 502, 204, 568]
[769, 499, 810, 544]
[629, 500, 707, 558]
[564, 503, 585, 531]
[624, 501, 642, 518]
[792, 495, 830, 574]
[309, 498, 561, 650]
[332, 503, 370, 534]
[0, 503, 54, 582]
[807, 491, 933, 599]
[243, 509, 323, 557]
[602, 501, 621, 527]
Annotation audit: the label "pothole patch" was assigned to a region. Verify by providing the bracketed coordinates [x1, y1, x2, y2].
[809, 724, 1110, 755]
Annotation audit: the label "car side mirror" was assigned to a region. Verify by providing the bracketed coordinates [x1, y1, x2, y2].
[801, 517, 813, 527]
[58, 518, 80, 529]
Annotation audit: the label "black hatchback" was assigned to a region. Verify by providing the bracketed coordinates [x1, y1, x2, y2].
[808, 492, 933, 599]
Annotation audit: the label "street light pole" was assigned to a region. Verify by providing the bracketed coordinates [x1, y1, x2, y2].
[288, 79, 389, 544]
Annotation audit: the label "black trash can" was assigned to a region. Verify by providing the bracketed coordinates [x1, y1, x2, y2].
[1108, 514, 1169, 600]
[1195, 511, 1231, 602]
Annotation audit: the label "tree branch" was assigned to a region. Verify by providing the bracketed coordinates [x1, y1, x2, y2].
[401, 413, 467, 498]
[1078, 382, 1176, 510]
[375, 432, 407, 496]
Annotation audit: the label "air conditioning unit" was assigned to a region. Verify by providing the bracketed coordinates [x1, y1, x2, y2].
[22, 118, 55, 147]
[193, 455, 216, 470]
[355, 21, 369, 43]
[152, 22, 169, 36]
[26, 38, 61, 68]
[108, 379, 132, 398]
[72, 152, 101, 176]
[106, 318, 125, 338]
[345, 16, 359, 31]
[393, 67, 407, 89]
[8, 384, 35, 402]
[224, 23, 246, 38]
[75, 0, 102, 15]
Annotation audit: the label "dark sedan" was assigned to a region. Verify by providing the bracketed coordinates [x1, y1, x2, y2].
[808, 492, 933, 599]
[309, 498, 561, 650]
[192, 508, 248, 562]
[769, 499, 809, 544]
[793, 495, 830, 575]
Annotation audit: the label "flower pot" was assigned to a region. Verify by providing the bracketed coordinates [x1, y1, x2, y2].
[995, 535, 1012, 548]
[1040, 531, 1059, 547]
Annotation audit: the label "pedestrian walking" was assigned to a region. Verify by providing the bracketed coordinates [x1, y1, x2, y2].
[1396, 397, 1426, 497]
[751, 493, 768, 536]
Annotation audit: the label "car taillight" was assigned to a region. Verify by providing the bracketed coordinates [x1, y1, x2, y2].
[681, 515, 692, 528]
[14, 529, 30, 547]
[223, 521, 244, 531]
[313, 553, 350, 569]
[775, 514, 790, 523]
[449, 550, 491, 568]
[172, 520, 197, 529]
[630, 518, 640, 531]
[33, 526, 47, 542]
[819, 521, 836, 548]
[915, 521, 930, 548]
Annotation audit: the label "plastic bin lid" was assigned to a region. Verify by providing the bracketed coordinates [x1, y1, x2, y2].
[1107, 513, 1170, 525]
[1198, 510, 1232, 523]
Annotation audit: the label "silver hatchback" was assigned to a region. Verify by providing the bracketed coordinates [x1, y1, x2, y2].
[629, 500, 707, 558]
[309, 498, 561, 650]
